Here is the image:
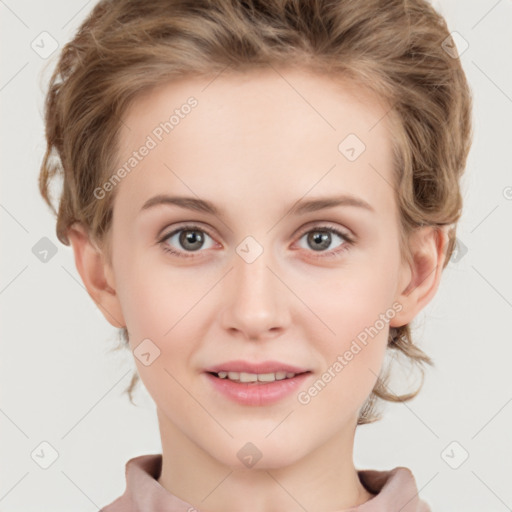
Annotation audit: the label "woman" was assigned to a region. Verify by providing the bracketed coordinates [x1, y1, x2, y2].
[38, 0, 473, 509]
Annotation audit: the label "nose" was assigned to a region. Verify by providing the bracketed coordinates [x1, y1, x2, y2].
[219, 245, 291, 341]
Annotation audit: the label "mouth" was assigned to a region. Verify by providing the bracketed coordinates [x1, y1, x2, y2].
[203, 361, 312, 405]
[207, 370, 309, 383]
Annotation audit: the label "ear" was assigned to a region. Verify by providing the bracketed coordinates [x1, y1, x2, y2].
[67, 223, 126, 329]
[390, 225, 449, 328]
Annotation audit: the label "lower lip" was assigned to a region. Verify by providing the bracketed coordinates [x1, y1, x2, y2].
[204, 372, 311, 406]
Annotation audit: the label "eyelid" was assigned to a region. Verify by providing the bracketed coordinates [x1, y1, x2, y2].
[294, 221, 354, 241]
[158, 221, 353, 243]
[157, 220, 213, 240]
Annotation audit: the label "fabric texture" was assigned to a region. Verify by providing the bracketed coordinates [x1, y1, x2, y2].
[100, 453, 432, 511]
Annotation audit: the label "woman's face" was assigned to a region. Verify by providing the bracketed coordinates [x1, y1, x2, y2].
[102, 67, 414, 468]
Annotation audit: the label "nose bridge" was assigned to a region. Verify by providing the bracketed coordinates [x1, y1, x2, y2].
[221, 235, 289, 337]
[235, 238, 278, 310]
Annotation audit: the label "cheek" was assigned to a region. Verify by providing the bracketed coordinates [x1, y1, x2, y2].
[115, 248, 188, 338]
[122, 282, 174, 341]
[303, 323, 389, 422]
[300, 261, 397, 344]
[297, 265, 395, 404]
[122, 278, 196, 414]
[115, 255, 208, 378]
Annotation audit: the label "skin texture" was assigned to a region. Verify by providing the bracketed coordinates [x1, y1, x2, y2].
[68, 66, 447, 511]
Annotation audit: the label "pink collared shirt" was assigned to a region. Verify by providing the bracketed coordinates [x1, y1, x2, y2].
[100, 454, 432, 511]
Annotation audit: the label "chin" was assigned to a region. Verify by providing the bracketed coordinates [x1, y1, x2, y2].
[207, 435, 311, 471]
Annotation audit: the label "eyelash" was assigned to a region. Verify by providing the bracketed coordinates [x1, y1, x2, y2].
[158, 223, 355, 259]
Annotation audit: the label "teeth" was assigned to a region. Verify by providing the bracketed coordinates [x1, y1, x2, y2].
[240, 372, 258, 383]
[257, 372, 276, 382]
[216, 371, 298, 382]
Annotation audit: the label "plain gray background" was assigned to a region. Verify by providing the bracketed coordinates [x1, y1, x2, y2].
[1, 0, 511, 510]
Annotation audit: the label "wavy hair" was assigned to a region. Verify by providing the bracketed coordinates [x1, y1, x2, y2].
[38, 0, 473, 424]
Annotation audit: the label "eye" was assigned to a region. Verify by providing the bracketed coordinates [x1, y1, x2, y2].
[295, 224, 354, 257]
[158, 224, 217, 258]
[158, 223, 355, 259]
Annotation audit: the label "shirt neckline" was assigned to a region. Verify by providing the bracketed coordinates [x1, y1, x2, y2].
[116, 453, 427, 512]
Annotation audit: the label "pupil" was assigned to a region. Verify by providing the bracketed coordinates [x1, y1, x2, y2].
[181, 230, 204, 251]
[309, 231, 330, 251]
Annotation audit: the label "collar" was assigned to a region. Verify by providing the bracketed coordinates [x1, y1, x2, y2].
[103, 453, 430, 511]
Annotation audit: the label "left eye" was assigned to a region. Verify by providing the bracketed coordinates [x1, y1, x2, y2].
[296, 226, 353, 255]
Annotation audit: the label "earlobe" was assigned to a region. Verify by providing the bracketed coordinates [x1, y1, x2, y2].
[390, 226, 448, 328]
[67, 223, 126, 329]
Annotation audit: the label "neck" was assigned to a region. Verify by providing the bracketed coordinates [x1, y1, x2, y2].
[156, 410, 375, 512]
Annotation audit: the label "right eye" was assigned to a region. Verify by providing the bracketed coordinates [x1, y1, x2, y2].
[158, 224, 217, 258]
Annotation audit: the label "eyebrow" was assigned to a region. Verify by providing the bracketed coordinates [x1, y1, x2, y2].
[139, 194, 375, 216]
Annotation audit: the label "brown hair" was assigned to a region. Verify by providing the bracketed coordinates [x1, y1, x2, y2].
[38, 0, 473, 424]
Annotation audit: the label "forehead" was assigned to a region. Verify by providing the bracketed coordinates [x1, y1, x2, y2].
[114, 67, 396, 216]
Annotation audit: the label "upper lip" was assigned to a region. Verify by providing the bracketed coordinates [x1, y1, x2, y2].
[204, 360, 310, 374]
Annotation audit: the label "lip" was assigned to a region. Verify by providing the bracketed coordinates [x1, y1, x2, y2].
[203, 360, 312, 406]
[204, 360, 309, 374]
[204, 372, 311, 406]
